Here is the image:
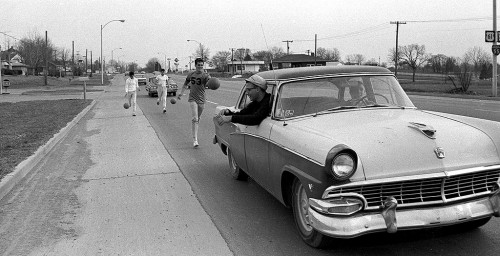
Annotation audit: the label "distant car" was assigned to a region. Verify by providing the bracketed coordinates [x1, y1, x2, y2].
[145, 77, 178, 97]
[213, 65, 500, 248]
[135, 74, 147, 86]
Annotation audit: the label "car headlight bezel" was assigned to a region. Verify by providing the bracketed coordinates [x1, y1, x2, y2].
[325, 146, 358, 181]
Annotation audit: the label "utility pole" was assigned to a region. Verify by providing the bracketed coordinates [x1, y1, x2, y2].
[238, 48, 245, 75]
[45, 31, 48, 85]
[314, 34, 317, 66]
[493, 0, 498, 97]
[72, 41, 74, 78]
[390, 21, 406, 77]
[85, 49, 88, 76]
[282, 40, 293, 55]
[90, 51, 93, 77]
[229, 48, 236, 74]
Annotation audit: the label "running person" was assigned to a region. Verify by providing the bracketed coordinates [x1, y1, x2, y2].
[156, 68, 169, 113]
[177, 58, 210, 148]
[125, 71, 140, 116]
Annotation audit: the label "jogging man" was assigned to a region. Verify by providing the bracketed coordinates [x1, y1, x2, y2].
[156, 68, 169, 113]
[177, 58, 210, 148]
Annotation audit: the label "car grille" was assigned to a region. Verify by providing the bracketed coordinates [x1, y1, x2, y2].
[326, 169, 500, 210]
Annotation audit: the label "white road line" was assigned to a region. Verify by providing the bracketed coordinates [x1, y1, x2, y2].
[475, 108, 500, 113]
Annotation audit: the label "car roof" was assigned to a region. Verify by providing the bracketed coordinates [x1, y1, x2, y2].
[257, 65, 393, 81]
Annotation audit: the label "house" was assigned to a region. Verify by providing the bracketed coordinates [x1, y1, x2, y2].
[2, 51, 28, 75]
[1, 48, 28, 75]
[227, 60, 265, 74]
[272, 54, 329, 69]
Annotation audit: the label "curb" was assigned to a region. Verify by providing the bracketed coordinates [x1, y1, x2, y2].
[0, 100, 97, 201]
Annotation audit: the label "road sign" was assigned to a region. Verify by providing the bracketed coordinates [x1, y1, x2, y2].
[492, 45, 500, 55]
[486, 31, 496, 42]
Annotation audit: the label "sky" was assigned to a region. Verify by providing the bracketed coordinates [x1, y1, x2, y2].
[0, 0, 496, 69]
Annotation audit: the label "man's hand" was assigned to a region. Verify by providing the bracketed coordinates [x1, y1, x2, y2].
[218, 109, 229, 116]
[216, 115, 232, 126]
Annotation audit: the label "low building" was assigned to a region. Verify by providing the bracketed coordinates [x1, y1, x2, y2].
[272, 54, 329, 69]
[1, 52, 28, 75]
[227, 60, 265, 75]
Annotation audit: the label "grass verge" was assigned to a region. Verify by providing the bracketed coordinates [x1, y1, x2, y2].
[0, 99, 92, 180]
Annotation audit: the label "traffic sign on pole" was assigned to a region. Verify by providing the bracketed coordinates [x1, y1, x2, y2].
[493, 45, 500, 55]
[486, 30, 496, 42]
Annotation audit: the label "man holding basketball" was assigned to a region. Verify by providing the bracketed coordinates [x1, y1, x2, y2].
[155, 68, 169, 113]
[177, 58, 210, 148]
[125, 71, 140, 116]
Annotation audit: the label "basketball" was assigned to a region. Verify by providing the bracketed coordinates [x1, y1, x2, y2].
[170, 98, 177, 104]
[206, 77, 220, 90]
[123, 103, 130, 109]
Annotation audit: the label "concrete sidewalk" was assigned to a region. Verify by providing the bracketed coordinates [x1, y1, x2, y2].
[0, 76, 232, 255]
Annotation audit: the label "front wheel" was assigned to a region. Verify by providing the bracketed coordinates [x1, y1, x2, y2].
[227, 148, 248, 181]
[292, 178, 329, 248]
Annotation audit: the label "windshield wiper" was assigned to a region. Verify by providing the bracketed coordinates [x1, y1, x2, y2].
[313, 106, 359, 116]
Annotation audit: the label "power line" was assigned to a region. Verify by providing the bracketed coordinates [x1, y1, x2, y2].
[0, 31, 20, 41]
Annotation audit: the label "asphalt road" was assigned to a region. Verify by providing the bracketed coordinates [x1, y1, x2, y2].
[137, 74, 500, 256]
[0, 74, 498, 255]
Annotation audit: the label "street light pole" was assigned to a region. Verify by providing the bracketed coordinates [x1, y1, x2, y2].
[187, 39, 203, 61]
[158, 52, 167, 71]
[238, 48, 245, 75]
[111, 47, 122, 73]
[101, 19, 125, 85]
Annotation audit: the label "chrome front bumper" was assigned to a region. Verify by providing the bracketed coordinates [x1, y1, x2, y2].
[308, 195, 499, 238]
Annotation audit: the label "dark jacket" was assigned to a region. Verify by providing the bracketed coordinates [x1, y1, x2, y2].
[227, 93, 271, 126]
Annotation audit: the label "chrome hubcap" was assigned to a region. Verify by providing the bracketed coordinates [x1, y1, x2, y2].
[296, 183, 313, 233]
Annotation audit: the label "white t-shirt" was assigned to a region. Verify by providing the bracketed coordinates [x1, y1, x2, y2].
[156, 74, 169, 87]
[125, 77, 139, 92]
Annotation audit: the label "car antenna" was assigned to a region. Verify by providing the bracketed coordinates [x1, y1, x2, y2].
[260, 24, 286, 126]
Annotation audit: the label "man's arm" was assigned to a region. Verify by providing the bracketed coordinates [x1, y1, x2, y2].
[178, 74, 190, 100]
[224, 94, 271, 126]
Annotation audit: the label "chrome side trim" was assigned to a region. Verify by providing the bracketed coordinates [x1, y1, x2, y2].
[230, 131, 324, 166]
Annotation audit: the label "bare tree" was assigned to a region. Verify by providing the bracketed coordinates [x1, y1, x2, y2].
[211, 51, 231, 72]
[387, 47, 403, 68]
[316, 47, 341, 61]
[16, 29, 55, 75]
[428, 54, 447, 73]
[346, 54, 365, 65]
[399, 44, 428, 82]
[463, 46, 490, 78]
[145, 58, 161, 73]
[193, 44, 210, 62]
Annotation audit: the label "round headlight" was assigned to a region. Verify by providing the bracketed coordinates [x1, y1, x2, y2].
[331, 153, 356, 180]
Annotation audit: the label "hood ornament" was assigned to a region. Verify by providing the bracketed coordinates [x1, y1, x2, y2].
[434, 147, 445, 159]
[408, 122, 436, 139]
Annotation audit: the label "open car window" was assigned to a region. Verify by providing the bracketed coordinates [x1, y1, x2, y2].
[275, 75, 415, 119]
[237, 83, 274, 110]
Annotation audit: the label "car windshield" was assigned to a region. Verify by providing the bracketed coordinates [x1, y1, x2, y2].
[275, 75, 415, 119]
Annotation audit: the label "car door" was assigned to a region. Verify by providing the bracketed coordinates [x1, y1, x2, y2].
[240, 118, 273, 190]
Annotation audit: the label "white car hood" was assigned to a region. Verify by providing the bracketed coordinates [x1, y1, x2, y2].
[282, 108, 500, 180]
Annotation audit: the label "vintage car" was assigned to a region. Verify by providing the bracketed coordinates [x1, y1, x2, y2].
[213, 66, 500, 248]
[145, 77, 178, 97]
[135, 73, 147, 86]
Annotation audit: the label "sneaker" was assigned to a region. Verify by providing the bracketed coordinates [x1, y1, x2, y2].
[193, 140, 199, 148]
[163, 109, 166, 113]
[157, 100, 160, 105]
[133, 113, 136, 116]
